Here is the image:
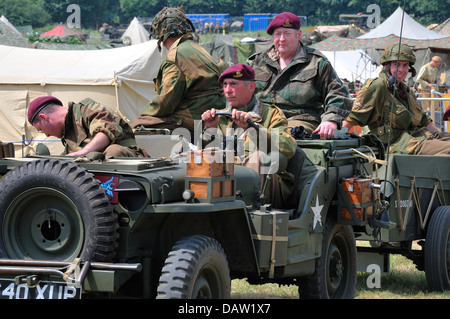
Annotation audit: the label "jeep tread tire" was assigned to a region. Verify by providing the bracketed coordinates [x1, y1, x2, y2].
[425, 206, 450, 291]
[298, 215, 357, 299]
[157, 235, 231, 299]
[0, 159, 117, 262]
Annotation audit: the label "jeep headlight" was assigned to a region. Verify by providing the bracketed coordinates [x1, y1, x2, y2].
[115, 180, 148, 211]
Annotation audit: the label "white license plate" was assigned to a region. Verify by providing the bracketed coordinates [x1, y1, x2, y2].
[0, 279, 81, 299]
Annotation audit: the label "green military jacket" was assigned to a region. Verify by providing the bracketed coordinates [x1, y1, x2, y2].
[139, 34, 225, 132]
[62, 98, 138, 154]
[203, 95, 297, 161]
[345, 71, 434, 154]
[248, 42, 352, 128]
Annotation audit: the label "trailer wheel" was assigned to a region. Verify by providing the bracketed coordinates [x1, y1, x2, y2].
[299, 215, 356, 299]
[0, 159, 117, 262]
[157, 235, 231, 299]
[425, 206, 450, 291]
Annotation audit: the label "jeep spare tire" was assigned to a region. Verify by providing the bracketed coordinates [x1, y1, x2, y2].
[0, 159, 117, 262]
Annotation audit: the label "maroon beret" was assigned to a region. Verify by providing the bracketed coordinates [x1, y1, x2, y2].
[266, 12, 301, 35]
[443, 104, 450, 121]
[218, 63, 255, 83]
[28, 96, 63, 124]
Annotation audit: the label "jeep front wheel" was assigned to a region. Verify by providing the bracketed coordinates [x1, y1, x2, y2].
[157, 235, 231, 299]
[0, 159, 117, 262]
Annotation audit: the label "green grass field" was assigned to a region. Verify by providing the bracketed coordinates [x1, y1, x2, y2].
[231, 253, 450, 299]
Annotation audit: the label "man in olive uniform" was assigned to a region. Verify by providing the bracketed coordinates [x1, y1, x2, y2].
[202, 64, 308, 208]
[28, 96, 148, 157]
[248, 12, 352, 139]
[343, 44, 450, 156]
[131, 7, 225, 139]
[416, 55, 441, 116]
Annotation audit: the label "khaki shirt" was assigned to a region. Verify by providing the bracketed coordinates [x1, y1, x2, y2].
[416, 62, 439, 92]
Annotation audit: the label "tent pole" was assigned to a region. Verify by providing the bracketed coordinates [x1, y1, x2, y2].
[114, 73, 129, 122]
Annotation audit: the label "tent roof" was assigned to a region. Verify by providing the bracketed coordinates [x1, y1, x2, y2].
[121, 17, 149, 45]
[0, 18, 29, 48]
[432, 17, 450, 36]
[40, 24, 87, 41]
[358, 7, 447, 40]
[0, 40, 162, 86]
[311, 34, 450, 51]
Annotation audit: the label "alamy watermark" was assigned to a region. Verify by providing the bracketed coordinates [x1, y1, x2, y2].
[366, 4, 381, 29]
[366, 264, 381, 289]
[66, 4, 81, 28]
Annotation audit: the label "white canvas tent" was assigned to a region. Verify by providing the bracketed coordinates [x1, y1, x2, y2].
[320, 50, 378, 84]
[121, 17, 150, 45]
[358, 7, 447, 40]
[0, 40, 164, 156]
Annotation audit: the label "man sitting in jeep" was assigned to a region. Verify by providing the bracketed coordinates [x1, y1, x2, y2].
[201, 63, 298, 207]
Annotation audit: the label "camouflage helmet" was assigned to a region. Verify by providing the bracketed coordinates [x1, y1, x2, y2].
[380, 43, 416, 65]
[150, 7, 195, 50]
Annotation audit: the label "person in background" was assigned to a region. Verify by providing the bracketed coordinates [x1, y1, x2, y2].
[248, 12, 352, 139]
[415, 55, 441, 116]
[131, 7, 225, 139]
[28, 96, 148, 158]
[217, 54, 229, 74]
[343, 44, 450, 156]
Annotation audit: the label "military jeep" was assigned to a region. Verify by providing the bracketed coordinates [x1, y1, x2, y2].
[0, 130, 448, 299]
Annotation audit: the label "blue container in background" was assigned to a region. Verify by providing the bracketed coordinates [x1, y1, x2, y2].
[244, 13, 307, 32]
[244, 14, 273, 32]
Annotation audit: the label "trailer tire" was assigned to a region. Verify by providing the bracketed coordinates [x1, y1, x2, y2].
[0, 159, 117, 262]
[299, 214, 356, 299]
[425, 206, 450, 291]
[157, 235, 231, 299]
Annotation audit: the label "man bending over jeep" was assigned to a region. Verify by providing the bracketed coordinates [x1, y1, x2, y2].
[28, 96, 148, 158]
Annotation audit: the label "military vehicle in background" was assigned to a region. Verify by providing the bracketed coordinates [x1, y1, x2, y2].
[0, 128, 448, 299]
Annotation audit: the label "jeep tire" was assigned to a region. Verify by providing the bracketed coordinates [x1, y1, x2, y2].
[157, 235, 231, 299]
[0, 159, 117, 262]
[299, 215, 357, 299]
[425, 206, 450, 291]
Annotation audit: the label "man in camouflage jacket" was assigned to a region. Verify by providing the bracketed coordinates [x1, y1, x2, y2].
[343, 44, 450, 156]
[28, 96, 147, 158]
[248, 12, 351, 139]
[131, 7, 225, 139]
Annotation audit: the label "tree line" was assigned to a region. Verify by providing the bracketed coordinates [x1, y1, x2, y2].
[1, 0, 448, 30]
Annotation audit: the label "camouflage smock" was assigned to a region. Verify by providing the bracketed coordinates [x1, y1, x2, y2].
[345, 71, 434, 154]
[138, 34, 225, 133]
[247, 42, 352, 128]
[62, 98, 140, 155]
[203, 95, 297, 160]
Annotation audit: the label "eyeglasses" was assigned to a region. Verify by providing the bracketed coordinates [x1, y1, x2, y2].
[273, 30, 298, 39]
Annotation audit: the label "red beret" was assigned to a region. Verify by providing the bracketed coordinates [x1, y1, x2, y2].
[443, 104, 450, 121]
[28, 96, 63, 124]
[218, 63, 255, 83]
[266, 12, 301, 35]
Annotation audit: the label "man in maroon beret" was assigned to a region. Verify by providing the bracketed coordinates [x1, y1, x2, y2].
[201, 63, 304, 208]
[28, 96, 147, 158]
[202, 63, 296, 160]
[248, 12, 351, 139]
